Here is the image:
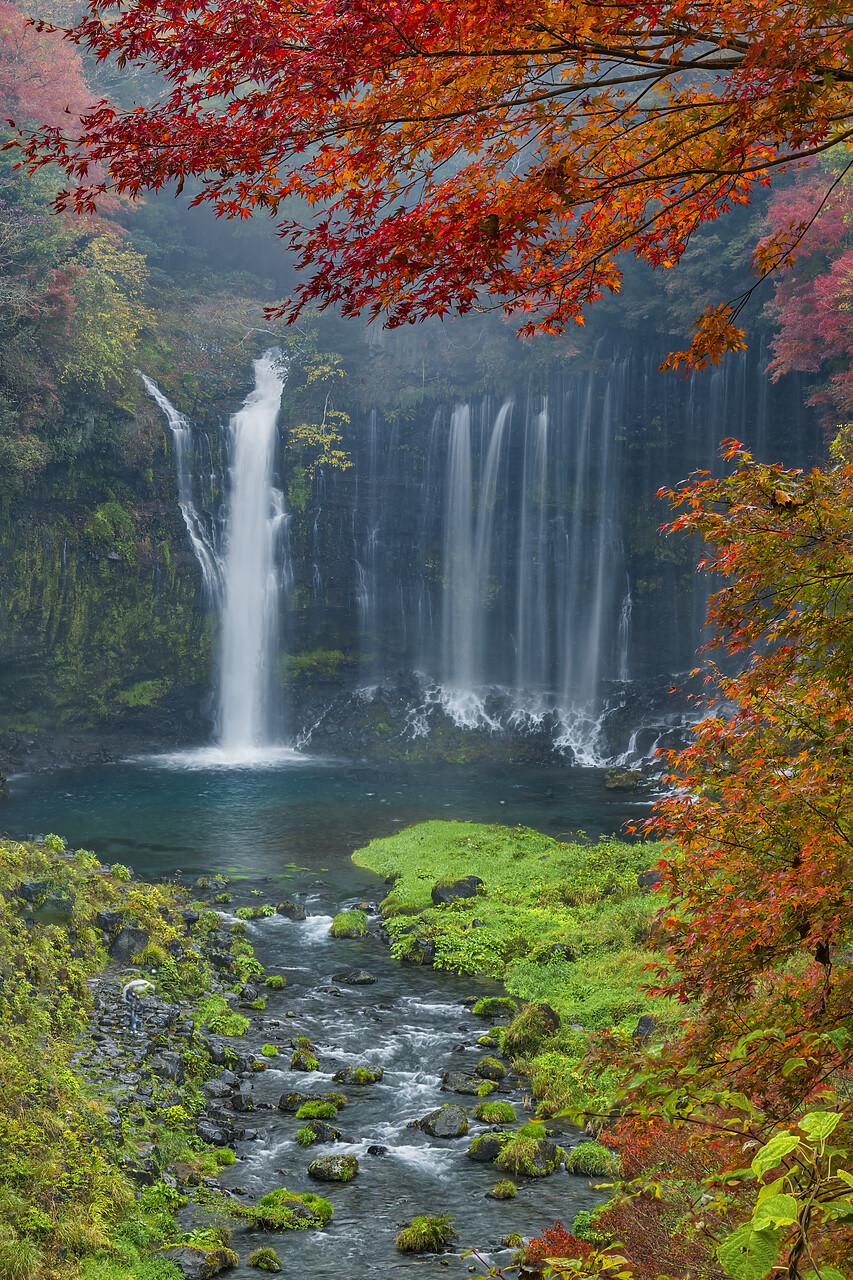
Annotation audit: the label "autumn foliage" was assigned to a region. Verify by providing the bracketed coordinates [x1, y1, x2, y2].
[10, 1, 853, 361]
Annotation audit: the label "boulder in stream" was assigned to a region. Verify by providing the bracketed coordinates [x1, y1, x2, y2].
[418, 1103, 469, 1138]
[441, 1070, 491, 1096]
[331, 969, 377, 985]
[465, 1133, 511, 1163]
[332, 1064, 383, 1085]
[308, 1152, 360, 1182]
[276, 899, 306, 921]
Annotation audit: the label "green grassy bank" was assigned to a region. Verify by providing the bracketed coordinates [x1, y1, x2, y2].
[353, 820, 678, 1114]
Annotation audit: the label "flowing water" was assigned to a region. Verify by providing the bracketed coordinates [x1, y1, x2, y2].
[2, 756, 640, 1276]
[144, 352, 289, 759]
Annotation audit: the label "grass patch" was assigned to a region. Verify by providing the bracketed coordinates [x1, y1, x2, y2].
[353, 821, 677, 1113]
[248, 1189, 332, 1230]
[329, 910, 368, 938]
[564, 1142, 621, 1177]
[296, 1101, 337, 1120]
[474, 1100, 516, 1123]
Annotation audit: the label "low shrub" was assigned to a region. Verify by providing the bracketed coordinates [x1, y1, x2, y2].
[473, 1100, 516, 1123]
[563, 1141, 621, 1177]
[395, 1215, 457, 1252]
[247, 1246, 282, 1272]
[488, 1180, 517, 1199]
[296, 1126, 318, 1147]
[249, 1188, 332, 1230]
[265, 975, 286, 989]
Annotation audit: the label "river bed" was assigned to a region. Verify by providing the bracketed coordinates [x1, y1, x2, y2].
[1, 755, 644, 1276]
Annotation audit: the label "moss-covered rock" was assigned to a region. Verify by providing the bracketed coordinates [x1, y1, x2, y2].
[247, 1246, 283, 1272]
[563, 1142, 621, 1177]
[329, 909, 368, 938]
[307, 1153, 360, 1182]
[418, 1104, 469, 1138]
[486, 1180, 517, 1200]
[249, 1187, 333, 1229]
[495, 1134, 562, 1178]
[475, 1055, 506, 1081]
[332, 1064, 383, 1085]
[395, 1215, 457, 1253]
[473, 1100, 516, 1123]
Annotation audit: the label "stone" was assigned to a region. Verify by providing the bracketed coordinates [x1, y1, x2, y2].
[278, 1091, 323, 1112]
[475, 1057, 506, 1081]
[431, 876, 484, 906]
[307, 1153, 360, 1182]
[367, 1144, 388, 1156]
[276, 899, 306, 921]
[440, 1071, 485, 1096]
[549, 943, 576, 962]
[16, 880, 49, 903]
[181, 910, 201, 926]
[109, 925, 150, 963]
[465, 1134, 508, 1164]
[403, 938, 435, 966]
[331, 970, 377, 985]
[202, 1079, 231, 1099]
[419, 1104, 469, 1138]
[95, 909, 124, 933]
[632, 1014, 658, 1045]
[637, 869, 662, 889]
[306, 1119, 341, 1143]
[332, 1064, 384, 1085]
[160, 1246, 237, 1279]
[149, 1051, 185, 1084]
[196, 1120, 230, 1146]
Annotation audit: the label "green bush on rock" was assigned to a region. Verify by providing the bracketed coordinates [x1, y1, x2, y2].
[474, 1100, 516, 1123]
[495, 1134, 563, 1178]
[329, 910, 368, 938]
[247, 1246, 283, 1272]
[488, 1180, 517, 1199]
[296, 1101, 337, 1120]
[563, 1142, 621, 1177]
[472, 996, 518, 1018]
[395, 1215, 458, 1253]
[249, 1188, 333, 1230]
[296, 1126, 318, 1147]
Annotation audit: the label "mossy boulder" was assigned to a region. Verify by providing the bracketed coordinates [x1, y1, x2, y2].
[495, 1135, 562, 1178]
[474, 1100, 516, 1123]
[332, 1064, 383, 1085]
[441, 1070, 493, 1096]
[431, 876, 483, 906]
[471, 996, 517, 1019]
[247, 1246, 282, 1272]
[486, 1179, 517, 1200]
[395, 1215, 458, 1253]
[161, 1245, 239, 1277]
[296, 1100, 338, 1120]
[307, 1153, 360, 1182]
[475, 1055, 506, 1081]
[291, 1050, 319, 1071]
[465, 1133, 512, 1163]
[329, 909, 368, 938]
[250, 1187, 333, 1229]
[418, 1103, 469, 1138]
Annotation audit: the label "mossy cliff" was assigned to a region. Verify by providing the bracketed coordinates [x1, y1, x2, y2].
[353, 820, 678, 1116]
[0, 411, 213, 775]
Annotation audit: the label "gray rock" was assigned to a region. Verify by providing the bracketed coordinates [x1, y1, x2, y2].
[278, 1091, 323, 1112]
[149, 1051, 185, 1084]
[109, 925, 150, 963]
[331, 970, 377, 985]
[431, 876, 484, 906]
[276, 899, 306, 921]
[306, 1119, 341, 1143]
[307, 1153, 360, 1182]
[95, 909, 124, 933]
[202, 1079, 231, 1099]
[196, 1120, 230, 1146]
[16, 880, 49, 903]
[466, 1134, 508, 1163]
[419, 1104, 469, 1138]
[440, 1071, 485, 1095]
[160, 1245, 235, 1278]
[332, 1064, 384, 1085]
[632, 1014, 658, 1044]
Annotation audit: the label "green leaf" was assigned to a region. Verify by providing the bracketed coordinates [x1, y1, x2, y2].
[751, 1132, 800, 1177]
[802, 1269, 846, 1280]
[781, 1056, 807, 1077]
[717, 1226, 780, 1280]
[799, 1111, 841, 1140]
[752, 1193, 799, 1230]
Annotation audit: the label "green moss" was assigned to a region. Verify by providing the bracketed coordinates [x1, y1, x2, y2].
[265, 975, 286, 989]
[249, 1188, 333, 1230]
[489, 1180, 517, 1199]
[473, 1100, 516, 1123]
[247, 1246, 282, 1272]
[323, 1092, 348, 1109]
[291, 1050, 319, 1071]
[495, 1134, 561, 1178]
[295, 1101, 337, 1120]
[395, 1215, 458, 1253]
[296, 1126, 319, 1147]
[563, 1142, 621, 1177]
[472, 996, 518, 1018]
[329, 909, 368, 938]
[260, 1044, 279, 1057]
[196, 997, 249, 1038]
[476, 1055, 506, 1079]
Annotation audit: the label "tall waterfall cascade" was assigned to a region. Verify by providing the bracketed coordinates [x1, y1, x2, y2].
[152, 340, 818, 766]
[144, 350, 291, 762]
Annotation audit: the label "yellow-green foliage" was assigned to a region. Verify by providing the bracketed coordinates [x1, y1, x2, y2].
[394, 1215, 457, 1253]
[248, 1189, 332, 1231]
[0, 837, 228, 1280]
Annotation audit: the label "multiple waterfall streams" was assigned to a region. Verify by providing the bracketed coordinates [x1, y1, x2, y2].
[145, 340, 819, 765]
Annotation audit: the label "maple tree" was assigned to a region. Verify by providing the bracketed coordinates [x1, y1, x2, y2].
[6, 0, 853, 361]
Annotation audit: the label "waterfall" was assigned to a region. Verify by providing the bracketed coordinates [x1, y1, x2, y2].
[144, 350, 290, 760]
[140, 375, 221, 597]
